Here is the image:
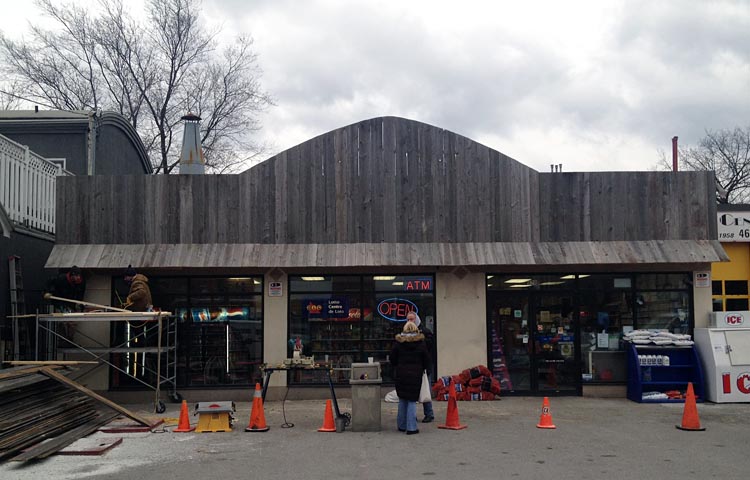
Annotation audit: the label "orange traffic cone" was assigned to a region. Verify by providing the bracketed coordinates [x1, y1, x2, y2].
[245, 383, 270, 432]
[317, 399, 337, 432]
[676, 382, 705, 431]
[173, 399, 195, 432]
[438, 382, 467, 430]
[536, 397, 556, 429]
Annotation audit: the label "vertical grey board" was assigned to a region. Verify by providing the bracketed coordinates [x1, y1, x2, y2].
[179, 175, 194, 244]
[368, 119, 385, 243]
[289, 141, 312, 244]
[323, 131, 337, 243]
[382, 118, 397, 242]
[239, 168, 255, 243]
[476, 144, 491, 242]
[56, 177, 72, 243]
[224, 175, 240, 243]
[165, 175, 181, 244]
[528, 166, 540, 242]
[634, 172, 650, 239]
[682, 172, 701, 239]
[417, 123, 434, 242]
[440, 127, 451, 242]
[445, 131, 458, 242]
[296, 144, 308, 244]
[191, 175, 206, 244]
[207, 174, 220, 244]
[497, 153, 513, 242]
[333, 127, 346, 243]
[275, 150, 288, 243]
[560, 174, 581, 241]
[309, 135, 323, 244]
[538, 173, 552, 241]
[582, 172, 591, 241]
[428, 126, 443, 242]
[143, 176, 154, 244]
[357, 120, 372, 243]
[706, 171, 718, 239]
[306, 139, 320, 244]
[398, 118, 415, 242]
[89, 176, 111, 244]
[262, 159, 276, 243]
[128, 175, 145, 244]
[248, 162, 259, 243]
[285, 147, 299, 244]
[156, 175, 171, 244]
[345, 124, 357, 243]
[110, 176, 128, 244]
[488, 150, 501, 241]
[588, 173, 607, 240]
[509, 161, 528, 242]
[454, 134, 470, 242]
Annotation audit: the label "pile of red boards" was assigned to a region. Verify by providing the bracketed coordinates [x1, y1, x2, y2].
[432, 365, 501, 401]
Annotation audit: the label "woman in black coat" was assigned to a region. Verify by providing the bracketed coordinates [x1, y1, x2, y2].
[390, 321, 431, 434]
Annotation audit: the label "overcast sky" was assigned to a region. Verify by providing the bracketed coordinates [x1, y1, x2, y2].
[3, 0, 749, 172]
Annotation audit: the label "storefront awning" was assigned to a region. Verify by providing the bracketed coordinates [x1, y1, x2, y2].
[46, 240, 728, 270]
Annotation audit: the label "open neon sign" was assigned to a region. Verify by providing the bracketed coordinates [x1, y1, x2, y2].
[377, 298, 418, 322]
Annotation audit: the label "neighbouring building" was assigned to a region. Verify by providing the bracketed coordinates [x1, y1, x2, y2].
[0, 109, 151, 362]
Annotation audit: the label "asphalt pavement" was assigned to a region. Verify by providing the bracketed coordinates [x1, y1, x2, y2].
[2, 396, 748, 480]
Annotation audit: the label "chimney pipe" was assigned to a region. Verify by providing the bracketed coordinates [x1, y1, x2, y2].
[179, 113, 205, 174]
[672, 136, 678, 172]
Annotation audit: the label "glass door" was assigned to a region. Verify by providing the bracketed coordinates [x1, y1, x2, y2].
[533, 294, 578, 393]
[488, 294, 531, 393]
[489, 290, 580, 395]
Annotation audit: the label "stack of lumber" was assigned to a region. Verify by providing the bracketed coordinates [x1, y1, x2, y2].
[0, 365, 120, 462]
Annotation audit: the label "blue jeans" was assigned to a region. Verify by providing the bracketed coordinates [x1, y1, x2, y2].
[423, 401, 434, 418]
[397, 398, 418, 432]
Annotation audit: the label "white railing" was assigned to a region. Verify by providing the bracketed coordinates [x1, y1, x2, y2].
[0, 133, 71, 235]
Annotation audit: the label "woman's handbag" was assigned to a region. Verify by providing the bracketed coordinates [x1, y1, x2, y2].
[419, 371, 432, 403]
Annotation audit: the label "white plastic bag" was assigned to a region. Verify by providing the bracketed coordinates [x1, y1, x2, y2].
[384, 389, 399, 403]
[419, 371, 432, 403]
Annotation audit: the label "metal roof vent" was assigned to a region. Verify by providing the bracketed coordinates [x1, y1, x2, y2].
[179, 112, 205, 174]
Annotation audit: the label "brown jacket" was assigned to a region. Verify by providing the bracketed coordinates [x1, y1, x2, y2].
[126, 274, 152, 312]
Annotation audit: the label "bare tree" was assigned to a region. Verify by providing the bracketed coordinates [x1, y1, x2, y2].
[0, 0, 273, 173]
[658, 126, 750, 203]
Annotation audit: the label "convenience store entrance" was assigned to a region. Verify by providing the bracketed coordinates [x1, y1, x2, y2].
[488, 291, 580, 395]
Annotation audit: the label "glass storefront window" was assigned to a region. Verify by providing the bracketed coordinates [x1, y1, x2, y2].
[288, 275, 436, 385]
[487, 272, 692, 389]
[111, 276, 263, 389]
[635, 291, 690, 333]
[635, 273, 691, 290]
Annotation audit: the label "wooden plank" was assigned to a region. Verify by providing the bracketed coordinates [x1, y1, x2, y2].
[0, 364, 62, 380]
[369, 118, 385, 242]
[39, 368, 152, 426]
[57, 436, 122, 456]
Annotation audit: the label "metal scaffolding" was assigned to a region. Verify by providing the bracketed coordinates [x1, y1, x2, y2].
[35, 310, 178, 413]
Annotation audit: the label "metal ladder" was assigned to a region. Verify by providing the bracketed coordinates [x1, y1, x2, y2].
[8, 255, 25, 360]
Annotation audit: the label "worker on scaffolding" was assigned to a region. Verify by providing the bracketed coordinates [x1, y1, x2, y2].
[44, 265, 86, 346]
[44, 265, 86, 312]
[123, 265, 153, 312]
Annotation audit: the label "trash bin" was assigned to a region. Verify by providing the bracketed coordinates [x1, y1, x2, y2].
[349, 362, 382, 432]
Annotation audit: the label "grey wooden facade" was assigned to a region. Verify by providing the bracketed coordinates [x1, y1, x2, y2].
[49, 116, 725, 269]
